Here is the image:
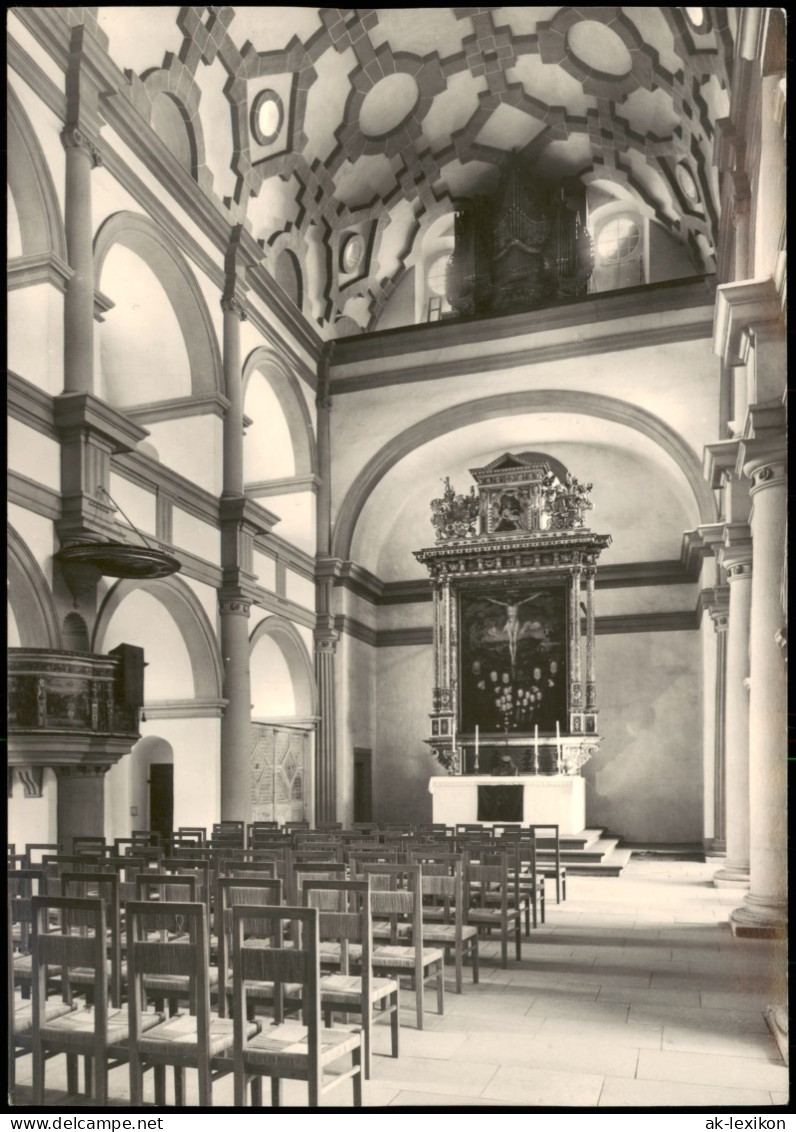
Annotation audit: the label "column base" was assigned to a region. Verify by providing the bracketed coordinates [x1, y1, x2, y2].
[763, 1006, 789, 1067]
[713, 864, 750, 888]
[729, 895, 788, 938]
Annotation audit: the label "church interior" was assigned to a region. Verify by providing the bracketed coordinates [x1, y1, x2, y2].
[7, 6, 788, 1110]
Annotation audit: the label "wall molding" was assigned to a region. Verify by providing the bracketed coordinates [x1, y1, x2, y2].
[123, 392, 231, 425]
[8, 252, 73, 293]
[246, 475, 321, 497]
[331, 278, 716, 394]
[7, 371, 57, 438]
[7, 472, 61, 522]
[143, 699, 228, 719]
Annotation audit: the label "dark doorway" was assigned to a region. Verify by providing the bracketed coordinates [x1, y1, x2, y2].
[149, 764, 174, 841]
[353, 748, 372, 824]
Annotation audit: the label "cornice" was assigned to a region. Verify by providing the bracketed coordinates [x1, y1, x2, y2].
[123, 393, 231, 426]
[143, 699, 228, 720]
[330, 278, 716, 393]
[8, 252, 73, 293]
[703, 439, 741, 489]
[219, 495, 281, 536]
[713, 277, 783, 366]
[53, 393, 148, 452]
[245, 475, 321, 498]
[260, 534, 316, 580]
[7, 371, 57, 437]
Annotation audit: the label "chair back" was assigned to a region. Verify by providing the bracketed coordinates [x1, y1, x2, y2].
[61, 871, 122, 1007]
[177, 827, 206, 846]
[302, 878, 372, 977]
[231, 904, 320, 1049]
[24, 844, 61, 868]
[216, 875, 283, 1017]
[291, 861, 346, 904]
[348, 848, 399, 875]
[360, 862, 421, 948]
[126, 899, 210, 1051]
[131, 830, 162, 848]
[32, 894, 108, 1013]
[9, 868, 47, 953]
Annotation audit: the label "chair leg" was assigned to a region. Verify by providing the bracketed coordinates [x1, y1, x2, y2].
[198, 1058, 211, 1108]
[154, 1064, 167, 1106]
[436, 964, 444, 1015]
[415, 970, 424, 1030]
[94, 1057, 108, 1106]
[353, 1044, 363, 1108]
[471, 938, 480, 984]
[66, 1053, 79, 1095]
[84, 1055, 93, 1096]
[454, 945, 463, 994]
[500, 929, 508, 969]
[515, 918, 522, 961]
[174, 1065, 185, 1107]
[32, 1042, 45, 1104]
[233, 1064, 246, 1107]
[250, 1076, 262, 1106]
[362, 1006, 372, 1080]
[272, 1076, 282, 1108]
[390, 991, 400, 1058]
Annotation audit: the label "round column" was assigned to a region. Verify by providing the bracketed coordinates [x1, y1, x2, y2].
[219, 598, 252, 822]
[221, 296, 245, 496]
[730, 454, 787, 935]
[62, 126, 101, 394]
[714, 553, 752, 886]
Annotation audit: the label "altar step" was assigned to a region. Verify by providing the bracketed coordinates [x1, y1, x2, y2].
[534, 831, 632, 876]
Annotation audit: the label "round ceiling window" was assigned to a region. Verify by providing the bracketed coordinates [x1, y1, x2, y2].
[340, 233, 365, 274]
[595, 216, 641, 264]
[675, 163, 700, 204]
[250, 89, 284, 147]
[684, 8, 710, 31]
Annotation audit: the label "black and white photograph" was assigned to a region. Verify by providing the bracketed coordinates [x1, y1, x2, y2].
[7, 6, 788, 1117]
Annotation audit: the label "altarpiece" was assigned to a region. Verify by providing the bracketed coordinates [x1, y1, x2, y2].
[415, 453, 611, 779]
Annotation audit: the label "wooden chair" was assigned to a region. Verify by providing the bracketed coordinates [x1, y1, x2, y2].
[360, 862, 445, 1030]
[301, 877, 400, 1078]
[465, 849, 524, 968]
[231, 904, 363, 1108]
[495, 830, 545, 930]
[10, 868, 48, 997]
[215, 875, 284, 1019]
[410, 854, 479, 993]
[291, 861, 346, 906]
[30, 894, 161, 1104]
[528, 823, 566, 902]
[24, 843, 61, 868]
[73, 836, 107, 856]
[284, 820, 310, 834]
[315, 822, 343, 833]
[61, 872, 123, 1009]
[126, 899, 252, 1107]
[8, 894, 73, 1095]
[177, 827, 207, 846]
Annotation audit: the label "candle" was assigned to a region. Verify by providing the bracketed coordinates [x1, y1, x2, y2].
[534, 724, 539, 753]
[474, 725, 479, 757]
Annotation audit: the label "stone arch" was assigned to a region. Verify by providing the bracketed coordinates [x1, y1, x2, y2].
[331, 390, 717, 561]
[92, 575, 223, 699]
[7, 85, 68, 260]
[249, 615, 317, 718]
[93, 211, 222, 397]
[242, 347, 317, 477]
[7, 525, 61, 649]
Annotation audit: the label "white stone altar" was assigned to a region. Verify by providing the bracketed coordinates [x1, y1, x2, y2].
[429, 773, 585, 835]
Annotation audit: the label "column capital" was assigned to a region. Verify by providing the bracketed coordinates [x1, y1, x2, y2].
[717, 523, 753, 578]
[220, 293, 247, 321]
[314, 628, 339, 655]
[61, 124, 102, 167]
[54, 764, 110, 778]
[740, 437, 787, 491]
[219, 597, 251, 617]
[714, 278, 782, 367]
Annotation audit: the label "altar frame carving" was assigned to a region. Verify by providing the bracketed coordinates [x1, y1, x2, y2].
[415, 453, 611, 776]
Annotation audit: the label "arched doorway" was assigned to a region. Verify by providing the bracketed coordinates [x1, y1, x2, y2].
[249, 616, 317, 825]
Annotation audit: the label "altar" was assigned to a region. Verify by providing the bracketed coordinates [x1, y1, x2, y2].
[429, 773, 585, 835]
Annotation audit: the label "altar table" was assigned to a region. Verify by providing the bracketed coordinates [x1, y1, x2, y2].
[428, 774, 585, 835]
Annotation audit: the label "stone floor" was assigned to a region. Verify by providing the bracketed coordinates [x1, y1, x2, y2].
[10, 859, 790, 1110]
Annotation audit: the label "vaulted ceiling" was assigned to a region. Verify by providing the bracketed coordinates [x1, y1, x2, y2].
[99, 7, 735, 331]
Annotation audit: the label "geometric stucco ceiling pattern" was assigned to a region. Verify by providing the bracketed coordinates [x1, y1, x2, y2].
[124, 7, 735, 330]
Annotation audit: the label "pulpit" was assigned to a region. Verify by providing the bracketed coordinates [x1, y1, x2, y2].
[414, 451, 611, 815]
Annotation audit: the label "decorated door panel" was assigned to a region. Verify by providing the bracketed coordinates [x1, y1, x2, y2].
[250, 724, 309, 824]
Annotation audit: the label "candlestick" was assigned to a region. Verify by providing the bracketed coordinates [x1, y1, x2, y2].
[473, 724, 480, 775]
[555, 720, 562, 774]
